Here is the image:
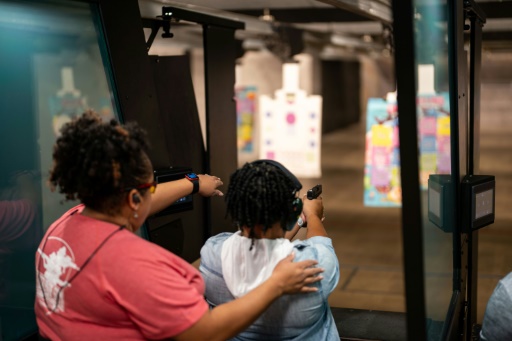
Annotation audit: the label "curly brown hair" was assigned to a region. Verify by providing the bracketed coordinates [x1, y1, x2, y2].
[49, 110, 152, 214]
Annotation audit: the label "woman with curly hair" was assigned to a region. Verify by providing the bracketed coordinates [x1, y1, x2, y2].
[35, 111, 323, 341]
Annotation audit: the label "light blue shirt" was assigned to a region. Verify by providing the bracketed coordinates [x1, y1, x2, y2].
[200, 232, 340, 341]
[480, 272, 512, 341]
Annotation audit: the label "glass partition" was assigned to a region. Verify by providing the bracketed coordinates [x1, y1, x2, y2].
[413, 1, 455, 338]
[0, 1, 118, 339]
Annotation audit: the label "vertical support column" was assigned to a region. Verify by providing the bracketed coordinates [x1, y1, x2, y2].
[321, 60, 361, 133]
[467, 15, 484, 339]
[469, 17, 482, 177]
[203, 25, 238, 237]
[447, 0, 468, 338]
[391, 0, 427, 339]
[97, 0, 170, 169]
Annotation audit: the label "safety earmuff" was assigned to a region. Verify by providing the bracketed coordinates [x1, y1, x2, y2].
[250, 159, 303, 231]
[288, 197, 303, 231]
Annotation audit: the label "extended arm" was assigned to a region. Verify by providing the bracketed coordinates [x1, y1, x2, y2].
[150, 174, 223, 216]
[285, 195, 327, 240]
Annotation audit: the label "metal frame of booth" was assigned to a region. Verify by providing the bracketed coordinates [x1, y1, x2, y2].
[392, 0, 486, 339]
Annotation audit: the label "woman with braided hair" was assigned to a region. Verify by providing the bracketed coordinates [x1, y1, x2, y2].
[35, 111, 324, 341]
[200, 160, 340, 340]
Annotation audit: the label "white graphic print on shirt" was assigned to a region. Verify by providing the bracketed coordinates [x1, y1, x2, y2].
[36, 236, 80, 314]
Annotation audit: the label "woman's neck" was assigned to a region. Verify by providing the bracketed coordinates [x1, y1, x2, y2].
[81, 206, 134, 232]
[241, 223, 285, 239]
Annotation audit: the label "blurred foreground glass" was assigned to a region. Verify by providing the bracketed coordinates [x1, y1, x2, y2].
[0, 0, 119, 339]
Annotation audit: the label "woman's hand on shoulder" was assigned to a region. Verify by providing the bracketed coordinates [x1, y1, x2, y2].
[269, 253, 324, 295]
[198, 174, 224, 197]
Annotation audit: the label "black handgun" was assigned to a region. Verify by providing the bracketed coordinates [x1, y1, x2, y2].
[307, 184, 322, 200]
[298, 184, 323, 227]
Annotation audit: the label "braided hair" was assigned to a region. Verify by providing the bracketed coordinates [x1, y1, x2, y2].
[226, 161, 298, 246]
[49, 110, 152, 215]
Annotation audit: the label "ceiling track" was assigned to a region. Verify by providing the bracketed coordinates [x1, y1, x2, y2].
[138, 0, 273, 34]
[316, 0, 392, 24]
[139, 0, 387, 56]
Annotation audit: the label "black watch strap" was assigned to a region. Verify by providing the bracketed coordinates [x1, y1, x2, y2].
[190, 179, 199, 195]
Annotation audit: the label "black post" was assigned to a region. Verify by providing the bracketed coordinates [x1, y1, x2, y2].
[467, 10, 484, 340]
[155, 6, 243, 240]
[448, 0, 469, 338]
[391, 0, 427, 339]
[468, 14, 483, 177]
[203, 25, 239, 238]
[97, 0, 170, 169]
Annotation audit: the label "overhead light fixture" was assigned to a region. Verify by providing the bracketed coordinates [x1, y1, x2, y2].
[362, 34, 373, 42]
[242, 38, 265, 51]
[259, 8, 275, 22]
[158, 8, 174, 38]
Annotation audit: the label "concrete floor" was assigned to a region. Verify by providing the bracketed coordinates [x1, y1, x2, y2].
[297, 122, 512, 324]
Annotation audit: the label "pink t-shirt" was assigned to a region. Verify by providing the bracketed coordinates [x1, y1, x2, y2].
[35, 205, 208, 341]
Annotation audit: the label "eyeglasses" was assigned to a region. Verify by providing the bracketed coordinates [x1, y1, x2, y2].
[124, 181, 157, 194]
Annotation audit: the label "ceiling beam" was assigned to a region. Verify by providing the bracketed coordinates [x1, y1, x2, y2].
[227, 7, 370, 23]
[465, 30, 512, 42]
[477, 1, 512, 19]
[316, 0, 392, 24]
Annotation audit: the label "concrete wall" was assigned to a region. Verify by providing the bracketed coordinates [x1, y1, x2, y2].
[359, 55, 395, 127]
[480, 52, 512, 132]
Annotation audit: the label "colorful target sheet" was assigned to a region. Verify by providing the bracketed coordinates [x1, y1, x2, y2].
[259, 90, 322, 178]
[258, 65, 322, 178]
[236, 86, 257, 154]
[364, 98, 401, 207]
[364, 92, 450, 207]
[418, 93, 451, 189]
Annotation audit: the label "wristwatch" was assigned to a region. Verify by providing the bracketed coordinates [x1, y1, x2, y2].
[185, 173, 200, 195]
[297, 217, 307, 228]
